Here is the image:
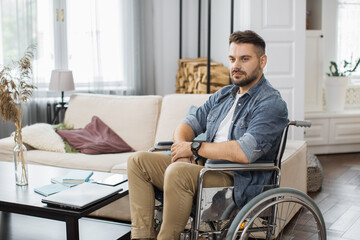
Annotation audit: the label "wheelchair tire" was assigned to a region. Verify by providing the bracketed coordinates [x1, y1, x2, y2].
[226, 187, 326, 240]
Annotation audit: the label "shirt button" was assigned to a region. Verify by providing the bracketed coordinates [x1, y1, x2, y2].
[238, 104, 241, 106]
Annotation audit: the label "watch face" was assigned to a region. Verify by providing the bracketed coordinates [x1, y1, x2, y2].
[191, 141, 202, 156]
[192, 141, 200, 149]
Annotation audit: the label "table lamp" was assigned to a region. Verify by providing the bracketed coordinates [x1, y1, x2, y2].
[49, 70, 75, 107]
[49, 70, 75, 123]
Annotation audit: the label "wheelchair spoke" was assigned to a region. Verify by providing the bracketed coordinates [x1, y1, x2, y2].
[226, 188, 326, 240]
[278, 199, 301, 239]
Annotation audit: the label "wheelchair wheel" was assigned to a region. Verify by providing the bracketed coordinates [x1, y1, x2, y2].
[226, 187, 326, 240]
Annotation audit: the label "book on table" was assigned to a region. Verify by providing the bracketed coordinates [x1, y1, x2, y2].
[34, 183, 69, 197]
[51, 176, 79, 187]
[52, 170, 94, 184]
[34, 170, 94, 197]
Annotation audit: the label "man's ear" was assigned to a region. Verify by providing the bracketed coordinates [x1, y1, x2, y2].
[260, 54, 267, 69]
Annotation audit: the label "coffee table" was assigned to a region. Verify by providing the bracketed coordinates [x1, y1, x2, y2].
[0, 161, 130, 240]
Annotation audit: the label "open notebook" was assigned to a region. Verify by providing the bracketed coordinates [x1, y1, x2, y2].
[42, 182, 123, 210]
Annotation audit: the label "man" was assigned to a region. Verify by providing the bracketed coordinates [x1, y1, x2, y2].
[127, 30, 288, 240]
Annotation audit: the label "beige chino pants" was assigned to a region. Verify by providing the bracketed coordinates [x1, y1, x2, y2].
[127, 151, 233, 240]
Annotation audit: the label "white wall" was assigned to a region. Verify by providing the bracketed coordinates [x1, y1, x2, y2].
[322, 0, 338, 74]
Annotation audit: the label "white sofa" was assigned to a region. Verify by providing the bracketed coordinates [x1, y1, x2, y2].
[0, 93, 307, 222]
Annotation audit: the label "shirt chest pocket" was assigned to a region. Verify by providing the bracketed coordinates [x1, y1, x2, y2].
[233, 117, 249, 138]
[234, 117, 249, 128]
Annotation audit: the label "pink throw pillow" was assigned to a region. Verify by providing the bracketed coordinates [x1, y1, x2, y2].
[56, 116, 134, 154]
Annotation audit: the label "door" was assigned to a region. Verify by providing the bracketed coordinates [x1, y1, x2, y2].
[235, 0, 306, 140]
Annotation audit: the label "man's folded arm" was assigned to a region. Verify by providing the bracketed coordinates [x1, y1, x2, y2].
[173, 123, 249, 164]
[197, 141, 249, 164]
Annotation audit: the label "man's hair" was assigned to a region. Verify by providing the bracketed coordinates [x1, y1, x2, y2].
[229, 30, 266, 57]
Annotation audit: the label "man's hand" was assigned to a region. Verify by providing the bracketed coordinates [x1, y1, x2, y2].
[171, 142, 194, 163]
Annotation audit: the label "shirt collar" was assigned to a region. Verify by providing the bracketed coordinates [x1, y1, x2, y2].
[244, 74, 266, 97]
[231, 85, 239, 97]
[230, 74, 266, 98]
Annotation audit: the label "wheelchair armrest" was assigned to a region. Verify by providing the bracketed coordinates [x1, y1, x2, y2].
[148, 141, 173, 152]
[205, 162, 275, 169]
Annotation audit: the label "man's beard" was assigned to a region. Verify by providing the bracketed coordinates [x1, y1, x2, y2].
[231, 66, 261, 87]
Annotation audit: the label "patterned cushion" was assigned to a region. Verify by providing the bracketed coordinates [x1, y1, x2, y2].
[307, 153, 324, 192]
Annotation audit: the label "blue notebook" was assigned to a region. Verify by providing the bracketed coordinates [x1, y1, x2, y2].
[34, 183, 69, 197]
[62, 170, 93, 183]
[51, 170, 94, 184]
[51, 176, 79, 187]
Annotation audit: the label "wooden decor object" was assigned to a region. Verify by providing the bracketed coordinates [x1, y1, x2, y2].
[176, 58, 229, 94]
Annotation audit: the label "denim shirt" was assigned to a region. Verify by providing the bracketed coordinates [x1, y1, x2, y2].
[183, 75, 288, 208]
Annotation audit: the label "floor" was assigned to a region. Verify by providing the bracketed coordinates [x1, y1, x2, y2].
[309, 152, 360, 240]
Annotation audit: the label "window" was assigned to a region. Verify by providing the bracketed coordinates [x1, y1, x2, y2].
[0, 0, 136, 96]
[337, 0, 360, 83]
[0, 0, 37, 65]
[66, 0, 125, 91]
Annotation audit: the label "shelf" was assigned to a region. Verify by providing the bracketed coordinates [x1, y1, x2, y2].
[305, 110, 360, 154]
[306, 0, 322, 30]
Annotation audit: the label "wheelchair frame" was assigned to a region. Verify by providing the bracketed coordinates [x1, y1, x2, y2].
[152, 121, 327, 240]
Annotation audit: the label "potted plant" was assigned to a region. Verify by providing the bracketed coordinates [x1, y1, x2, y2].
[325, 58, 360, 112]
[0, 45, 36, 185]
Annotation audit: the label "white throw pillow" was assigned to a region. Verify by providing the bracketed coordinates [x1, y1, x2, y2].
[21, 123, 65, 153]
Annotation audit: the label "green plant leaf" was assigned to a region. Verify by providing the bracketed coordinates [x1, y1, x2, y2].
[328, 57, 360, 76]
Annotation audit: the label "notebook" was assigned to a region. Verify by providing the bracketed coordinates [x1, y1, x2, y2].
[62, 170, 93, 183]
[50, 176, 79, 187]
[34, 183, 69, 197]
[41, 182, 123, 210]
[50, 170, 93, 186]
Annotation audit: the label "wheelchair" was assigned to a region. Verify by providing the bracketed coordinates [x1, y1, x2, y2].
[150, 121, 326, 240]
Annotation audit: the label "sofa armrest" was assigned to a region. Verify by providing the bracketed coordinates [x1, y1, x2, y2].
[0, 137, 15, 162]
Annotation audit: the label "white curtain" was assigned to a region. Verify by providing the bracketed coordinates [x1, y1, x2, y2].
[0, 0, 156, 138]
[0, 0, 40, 138]
[0, 0, 36, 65]
[63, 0, 155, 95]
[31, 0, 155, 96]
[337, 0, 360, 79]
[124, 0, 156, 95]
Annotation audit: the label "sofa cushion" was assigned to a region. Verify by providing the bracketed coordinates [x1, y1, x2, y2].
[0, 137, 16, 162]
[25, 150, 134, 173]
[52, 123, 79, 153]
[57, 116, 134, 154]
[21, 123, 65, 153]
[155, 94, 210, 143]
[64, 94, 162, 151]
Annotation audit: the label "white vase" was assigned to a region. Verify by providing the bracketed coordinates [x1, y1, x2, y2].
[325, 76, 348, 112]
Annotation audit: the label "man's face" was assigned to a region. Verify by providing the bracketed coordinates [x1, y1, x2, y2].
[228, 43, 266, 88]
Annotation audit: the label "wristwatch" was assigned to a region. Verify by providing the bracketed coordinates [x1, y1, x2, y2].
[191, 141, 202, 156]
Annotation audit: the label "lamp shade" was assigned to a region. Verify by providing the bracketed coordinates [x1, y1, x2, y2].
[49, 70, 75, 91]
